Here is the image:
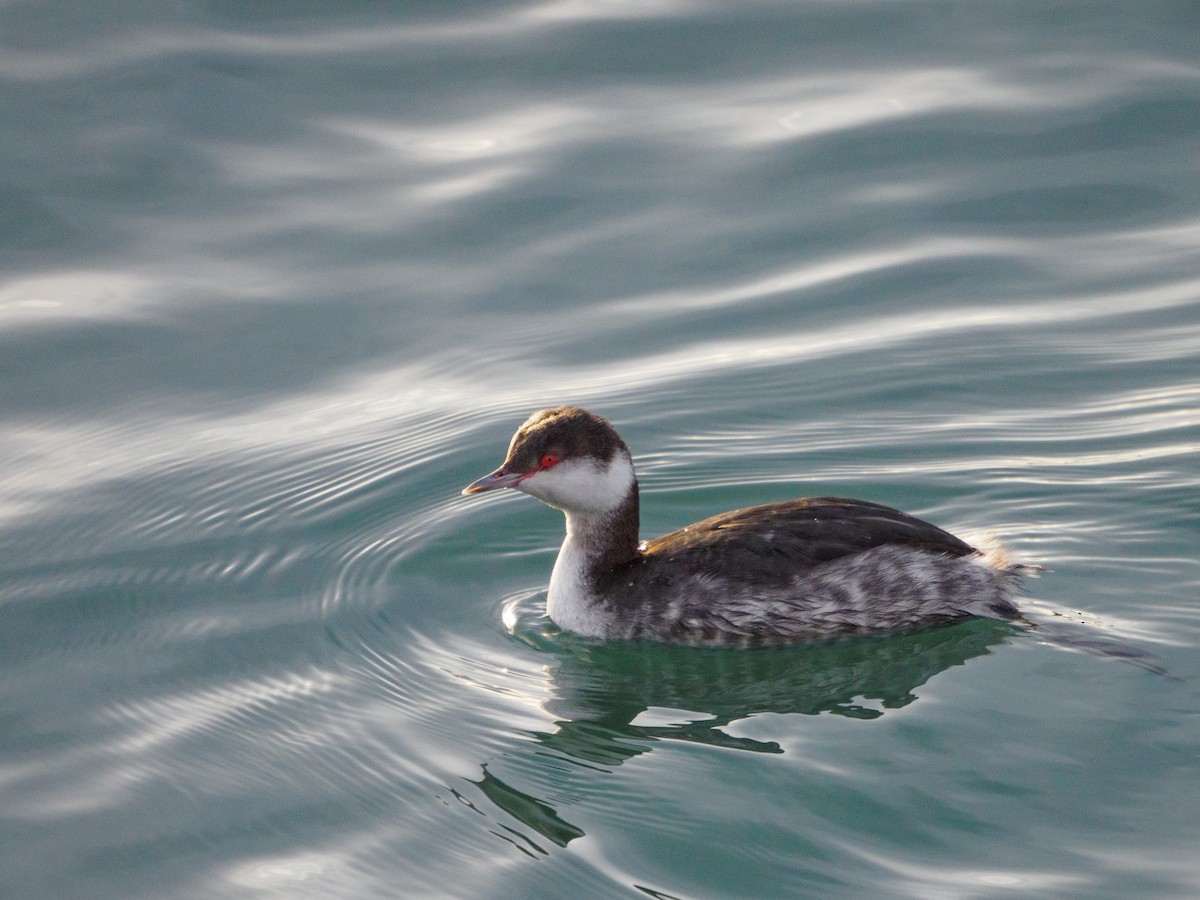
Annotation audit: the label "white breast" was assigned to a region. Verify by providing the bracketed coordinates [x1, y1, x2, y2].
[545, 511, 615, 638]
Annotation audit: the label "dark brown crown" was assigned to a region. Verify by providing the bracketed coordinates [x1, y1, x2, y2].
[502, 406, 628, 473]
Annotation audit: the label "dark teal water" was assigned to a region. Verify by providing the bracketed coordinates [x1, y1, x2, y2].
[3, 2, 1199, 897]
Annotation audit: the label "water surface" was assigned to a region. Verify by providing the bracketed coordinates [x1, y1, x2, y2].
[2, 1, 1199, 897]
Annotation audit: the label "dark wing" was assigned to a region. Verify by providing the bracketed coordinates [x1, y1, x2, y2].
[640, 496, 976, 582]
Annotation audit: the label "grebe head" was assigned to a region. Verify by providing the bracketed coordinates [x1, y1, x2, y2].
[462, 406, 635, 514]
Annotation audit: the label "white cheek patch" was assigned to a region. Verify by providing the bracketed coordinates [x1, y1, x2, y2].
[520, 453, 634, 513]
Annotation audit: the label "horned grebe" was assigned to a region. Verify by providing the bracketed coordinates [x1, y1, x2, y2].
[463, 406, 1027, 645]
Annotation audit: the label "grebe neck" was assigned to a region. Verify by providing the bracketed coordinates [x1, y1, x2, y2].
[563, 482, 640, 572]
[547, 472, 640, 636]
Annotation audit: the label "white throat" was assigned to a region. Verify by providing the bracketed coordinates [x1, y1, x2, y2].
[538, 453, 636, 637]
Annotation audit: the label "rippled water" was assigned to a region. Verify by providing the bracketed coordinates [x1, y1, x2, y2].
[3, 1, 1199, 898]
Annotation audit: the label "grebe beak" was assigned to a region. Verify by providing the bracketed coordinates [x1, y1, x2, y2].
[462, 469, 525, 495]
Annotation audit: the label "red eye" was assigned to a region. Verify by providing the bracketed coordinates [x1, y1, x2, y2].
[539, 454, 560, 469]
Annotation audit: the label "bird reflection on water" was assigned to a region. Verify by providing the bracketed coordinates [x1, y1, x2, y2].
[531, 616, 1013, 756]
[456, 613, 1016, 852]
[453, 593, 1169, 855]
